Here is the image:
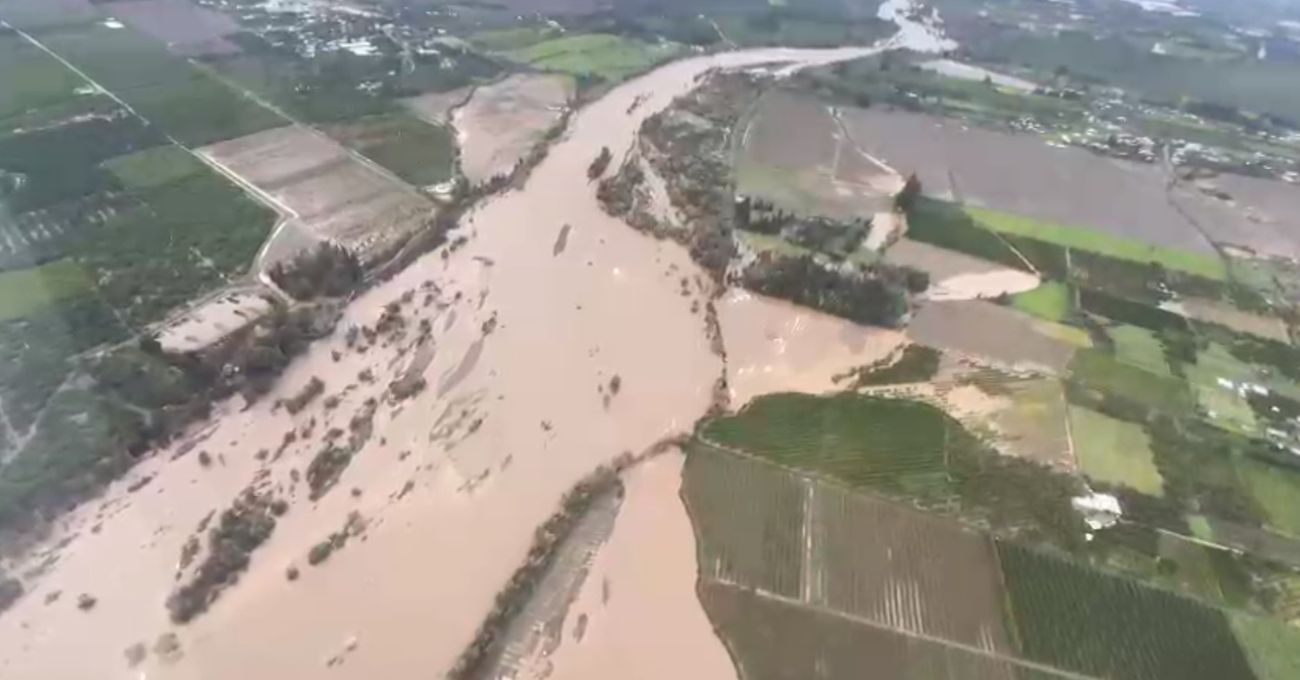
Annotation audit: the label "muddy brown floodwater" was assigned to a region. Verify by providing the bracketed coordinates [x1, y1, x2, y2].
[0, 44, 892, 680]
[542, 451, 736, 680]
[717, 288, 906, 408]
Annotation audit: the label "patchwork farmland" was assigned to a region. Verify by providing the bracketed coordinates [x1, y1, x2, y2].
[685, 393, 1300, 680]
[199, 125, 434, 265]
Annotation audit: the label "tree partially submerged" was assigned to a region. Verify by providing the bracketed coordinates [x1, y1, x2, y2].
[166, 490, 281, 623]
[269, 243, 363, 300]
[895, 172, 922, 211]
[588, 146, 613, 180]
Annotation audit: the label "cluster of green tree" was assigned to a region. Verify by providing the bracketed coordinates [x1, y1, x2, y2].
[737, 197, 873, 258]
[739, 253, 917, 327]
[0, 301, 340, 534]
[0, 296, 126, 432]
[837, 344, 941, 388]
[904, 196, 1034, 271]
[587, 146, 613, 180]
[269, 243, 364, 301]
[448, 462, 627, 680]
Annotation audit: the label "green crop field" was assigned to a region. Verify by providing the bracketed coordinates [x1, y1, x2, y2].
[998, 541, 1257, 680]
[504, 33, 683, 83]
[77, 172, 276, 326]
[1155, 531, 1226, 602]
[1011, 281, 1073, 322]
[103, 144, 203, 190]
[701, 392, 952, 497]
[0, 30, 84, 121]
[965, 205, 1229, 280]
[1235, 459, 1300, 538]
[1108, 324, 1173, 377]
[1188, 514, 1215, 541]
[32, 23, 283, 146]
[0, 259, 95, 322]
[470, 25, 563, 52]
[1068, 349, 1190, 412]
[1068, 405, 1164, 496]
[1194, 383, 1259, 436]
[699, 580, 1059, 680]
[324, 113, 456, 187]
[683, 444, 807, 597]
[1185, 342, 1260, 435]
[904, 197, 1030, 271]
[1232, 612, 1300, 680]
[0, 111, 161, 213]
[1079, 289, 1189, 333]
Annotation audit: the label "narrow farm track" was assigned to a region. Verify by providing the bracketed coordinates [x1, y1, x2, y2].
[709, 580, 1102, 680]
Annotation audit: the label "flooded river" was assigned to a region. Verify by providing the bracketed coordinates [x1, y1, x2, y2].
[0, 43, 915, 679]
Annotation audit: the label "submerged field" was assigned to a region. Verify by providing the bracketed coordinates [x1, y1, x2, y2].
[451, 73, 572, 184]
[734, 89, 899, 221]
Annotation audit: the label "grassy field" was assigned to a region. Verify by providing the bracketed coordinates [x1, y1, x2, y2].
[1108, 324, 1173, 377]
[103, 144, 203, 189]
[1232, 612, 1300, 680]
[998, 541, 1257, 680]
[965, 205, 1228, 280]
[0, 259, 95, 322]
[701, 392, 952, 497]
[1068, 405, 1164, 496]
[504, 33, 683, 83]
[1011, 281, 1073, 322]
